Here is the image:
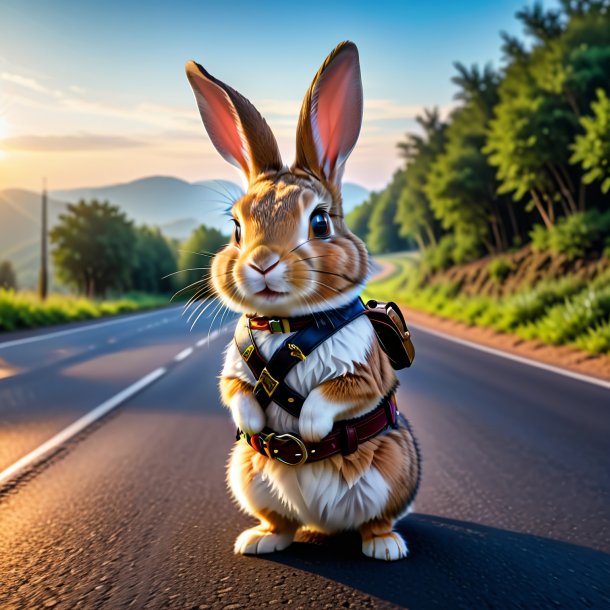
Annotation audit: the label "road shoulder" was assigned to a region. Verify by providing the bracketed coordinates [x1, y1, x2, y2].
[403, 307, 610, 383]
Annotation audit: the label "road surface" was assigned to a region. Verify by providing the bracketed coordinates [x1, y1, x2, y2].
[0, 305, 608, 609]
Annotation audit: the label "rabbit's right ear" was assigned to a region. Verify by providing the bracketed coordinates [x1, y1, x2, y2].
[185, 61, 283, 182]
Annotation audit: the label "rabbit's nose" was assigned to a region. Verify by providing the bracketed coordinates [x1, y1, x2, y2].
[248, 249, 280, 275]
[248, 259, 279, 275]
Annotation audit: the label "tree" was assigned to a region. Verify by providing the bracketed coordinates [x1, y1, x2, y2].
[395, 108, 448, 250]
[571, 88, 610, 194]
[366, 171, 410, 254]
[50, 199, 136, 297]
[130, 226, 177, 293]
[178, 225, 228, 299]
[0, 260, 17, 290]
[345, 197, 375, 242]
[486, 1, 610, 223]
[426, 64, 512, 260]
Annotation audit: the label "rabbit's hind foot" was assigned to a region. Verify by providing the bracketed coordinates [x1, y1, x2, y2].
[360, 519, 409, 561]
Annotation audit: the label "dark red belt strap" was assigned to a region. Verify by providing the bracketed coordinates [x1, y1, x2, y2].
[238, 393, 399, 466]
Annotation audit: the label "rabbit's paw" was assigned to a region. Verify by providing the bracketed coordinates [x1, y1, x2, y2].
[362, 532, 408, 561]
[231, 392, 265, 436]
[234, 527, 294, 555]
[298, 389, 335, 442]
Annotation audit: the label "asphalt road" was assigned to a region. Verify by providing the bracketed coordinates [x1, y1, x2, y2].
[0, 305, 609, 609]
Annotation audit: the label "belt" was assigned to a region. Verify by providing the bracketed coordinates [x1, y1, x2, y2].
[238, 393, 398, 466]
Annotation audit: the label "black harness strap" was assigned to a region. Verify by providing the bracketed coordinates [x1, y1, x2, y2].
[234, 299, 366, 417]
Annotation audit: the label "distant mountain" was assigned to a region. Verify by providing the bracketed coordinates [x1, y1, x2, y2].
[52, 176, 240, 235]
[0, 176, 370, 288]
[341, 183, 370, 214]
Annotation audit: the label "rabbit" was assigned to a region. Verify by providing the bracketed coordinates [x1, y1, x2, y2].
[185, 41, 420, 561]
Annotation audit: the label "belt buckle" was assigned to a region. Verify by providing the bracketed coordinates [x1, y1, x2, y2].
[262, 432, 308, 466]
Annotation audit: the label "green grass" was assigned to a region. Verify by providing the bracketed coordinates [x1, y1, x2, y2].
[0, 290, 169, 332]
[368, 255, 610, 355]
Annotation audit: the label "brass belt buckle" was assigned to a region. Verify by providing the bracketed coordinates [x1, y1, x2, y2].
[262, 432, 308, 466]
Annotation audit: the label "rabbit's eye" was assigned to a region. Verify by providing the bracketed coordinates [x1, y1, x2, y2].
[233, 220, 241, 244]
[310, 212, 331, 239]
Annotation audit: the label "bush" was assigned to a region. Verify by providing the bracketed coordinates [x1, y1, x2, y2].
[517, 285, 610, 344]
[422, 235, 455, 272]
[573, 320, 610, 354]
[530, 224, 551, 252]
[530, 210, 610, 260]
[488, 258, 514, 283]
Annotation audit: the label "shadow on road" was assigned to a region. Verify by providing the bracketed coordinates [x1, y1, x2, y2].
[262, 513, 610, 608]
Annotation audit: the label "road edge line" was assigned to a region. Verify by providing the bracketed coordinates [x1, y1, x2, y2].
[0, 367, 167, 488]
[412, 323, 610, 391]
[0, 308, 177, 350]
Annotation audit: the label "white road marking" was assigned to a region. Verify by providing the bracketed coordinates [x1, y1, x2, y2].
[0, 367, 167, 487]
[413, 323, 610, 391]
[174, 347, 194, 362]
[0, 322, 235, 489]
[0, 308, 176, 351]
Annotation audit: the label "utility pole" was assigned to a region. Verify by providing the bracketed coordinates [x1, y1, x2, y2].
[38, 177, 48, 300]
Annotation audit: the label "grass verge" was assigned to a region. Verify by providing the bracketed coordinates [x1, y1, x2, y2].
[367, 255, 610, 355]
[0, 290, 169, 332]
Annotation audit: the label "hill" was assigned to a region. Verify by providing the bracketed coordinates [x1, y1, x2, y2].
[0, 176, 370, 288]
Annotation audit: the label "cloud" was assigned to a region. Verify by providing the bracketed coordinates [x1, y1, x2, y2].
[3, 133, 147, 152]
[0, 71, 62, 97]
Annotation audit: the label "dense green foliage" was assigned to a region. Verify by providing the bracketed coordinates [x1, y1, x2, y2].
[177, 224, 228, 299]
[347, 0, 610, 262]
[0, 260, 17, 290]
[50, 199, 178, 297]
[130, 226, 177, 294]
[570, 88, 610, 193]
[0, 290, 167, 331]
[366, 254, 610, 354]
[50, 200, 137, 297]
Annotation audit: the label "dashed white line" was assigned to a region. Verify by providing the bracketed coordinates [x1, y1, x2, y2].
[0, 321, 234, 489]
[174, 347, 194, 362]
[0, 367, 167, 487]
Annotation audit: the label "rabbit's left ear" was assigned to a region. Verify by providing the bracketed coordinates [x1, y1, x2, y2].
[186, 60, 283, 182]
[293, 41, 363, 188]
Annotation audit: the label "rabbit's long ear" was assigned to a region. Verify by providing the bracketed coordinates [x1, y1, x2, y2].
[293, 41, 363, 187]
[185, 61, 283, 182]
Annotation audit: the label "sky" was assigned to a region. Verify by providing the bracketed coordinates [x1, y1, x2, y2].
[0, 0, 558, 192]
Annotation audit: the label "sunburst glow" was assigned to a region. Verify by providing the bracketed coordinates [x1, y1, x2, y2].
[0, 117, 7, 159]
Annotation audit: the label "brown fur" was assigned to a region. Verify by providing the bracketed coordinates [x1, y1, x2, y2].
[220, 377, 252, 408]
[256, 508, 300, 535]
[318, 341, 396, 420]
[211, 171, 369, 318]
[189, 41, 420, 558]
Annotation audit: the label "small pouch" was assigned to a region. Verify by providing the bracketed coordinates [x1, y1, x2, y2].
[365, 300, 415, 369]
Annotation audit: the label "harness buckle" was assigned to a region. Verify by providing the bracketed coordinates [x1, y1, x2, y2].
[254, 367, 279, 397]
[261, 432, 308, 466]
[287, 343, 306, 361]
[268, 318, 283, 333]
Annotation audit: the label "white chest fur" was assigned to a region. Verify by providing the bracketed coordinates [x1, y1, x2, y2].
[222, 314, 377, 434]
[223, 314, 392, 531]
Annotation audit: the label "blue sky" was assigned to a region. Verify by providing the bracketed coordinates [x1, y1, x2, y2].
[0, 0, 558, 190]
